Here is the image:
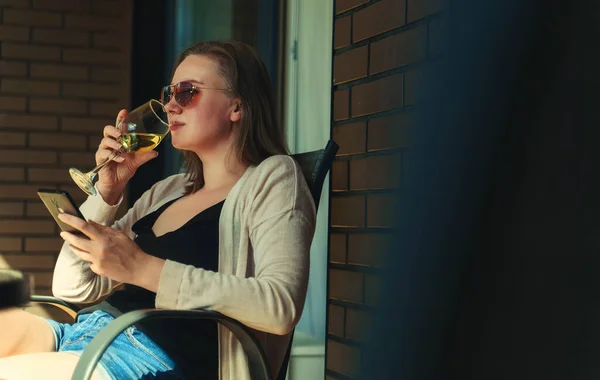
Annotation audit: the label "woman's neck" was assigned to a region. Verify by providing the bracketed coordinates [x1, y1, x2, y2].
[199, 152, 248, 192]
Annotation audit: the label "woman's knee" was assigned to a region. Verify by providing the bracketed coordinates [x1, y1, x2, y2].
[0, 308, 56, 358]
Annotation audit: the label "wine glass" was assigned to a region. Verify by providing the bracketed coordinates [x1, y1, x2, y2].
[69, 99, 169, 197]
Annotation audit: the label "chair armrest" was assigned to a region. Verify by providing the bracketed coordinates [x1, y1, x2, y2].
[71, 309, 272, 380]
[30, 295, 79, 319]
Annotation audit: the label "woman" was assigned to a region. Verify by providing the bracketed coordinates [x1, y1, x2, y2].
[0, 41, 316, 380]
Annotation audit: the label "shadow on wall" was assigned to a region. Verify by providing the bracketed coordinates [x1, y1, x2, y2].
[363, 0, 600, 379]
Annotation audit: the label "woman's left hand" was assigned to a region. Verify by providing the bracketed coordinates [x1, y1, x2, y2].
[58, 213, 146, 285]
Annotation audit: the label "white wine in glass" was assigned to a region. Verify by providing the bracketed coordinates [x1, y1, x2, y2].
[69, 99, 169, 197]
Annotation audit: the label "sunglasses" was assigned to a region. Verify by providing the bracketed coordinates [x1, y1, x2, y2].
[160, 81, 232, 108]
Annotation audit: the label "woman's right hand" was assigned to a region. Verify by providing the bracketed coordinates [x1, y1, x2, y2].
[95, 109, 159, 205]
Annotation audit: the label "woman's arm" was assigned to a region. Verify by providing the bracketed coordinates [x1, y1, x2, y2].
[52, 176, 184, 303]
[155, 157, 317, 335]
[52, 191, 133, 303]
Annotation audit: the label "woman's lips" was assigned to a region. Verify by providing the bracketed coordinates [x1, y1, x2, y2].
[169, 122, 185, 131]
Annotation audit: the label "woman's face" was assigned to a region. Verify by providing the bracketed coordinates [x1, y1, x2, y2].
[164, 54, 241, 155]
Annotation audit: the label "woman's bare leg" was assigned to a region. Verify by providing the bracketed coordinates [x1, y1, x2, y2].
[0, 352, 107, 380]
[0, 308, 55, 358]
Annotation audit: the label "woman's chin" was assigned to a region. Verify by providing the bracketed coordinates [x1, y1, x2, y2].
[170, 136, 186, 150]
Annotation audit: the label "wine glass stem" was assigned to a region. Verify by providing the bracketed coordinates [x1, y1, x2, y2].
[90, 149, 124, 176]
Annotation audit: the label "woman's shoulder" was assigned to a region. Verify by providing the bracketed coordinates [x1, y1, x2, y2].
[245, 154, 311, 199]
[253, 154, 299, 176]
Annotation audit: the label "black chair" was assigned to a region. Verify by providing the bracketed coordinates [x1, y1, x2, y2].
[29, 139, 339, 380]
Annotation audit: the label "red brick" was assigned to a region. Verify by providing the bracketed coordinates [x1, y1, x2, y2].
[90, 101, 120, 117]
[29, 132, 87, 150]
[90, 68, 125, 83]
[92, 32, 123, 49]
[33, 0, 92, 12]
[367, 192, 397, 227]
[2, 43, 61, 61]
[0, 185, 48, 199]
[0, 238, 22, 251]
[368, 112, 411, 151]
[350, 154, 401, 190]
[30, 98, 88, 115]
[353, 0, 405, 42]
[32, 28, 90, 47]
[333, 90, 349, 121]
[0, 25, 29, 41]
[92, 0, 123, 16]
[0, 202, 23, 217]
[62, 83, 121, 100]
[348, 233, 390, 267]
[0, 150, 57, 165]
[335, 0, 369, 14]
[64, 14, 122, 31]
[329, 269, 364, 303]
[59, 151, 96, 167]
[0, 114, 58, 130]
[334, 16, 351, 49]
[327, 340, 361, 377]
[0, 220, 55, 234]
[331, 160, 348, 191]
[333, 122, 366, 155]
[0, 131, 28, 148]
[63, 48, 123, 65]
[30, 63, 89, 81]
[328, 305, 345, 336]
[3, 9, 62, 27]
[1, 79, 60, 96]
[331, 195, 365, 227]
[0, 167, 25, 181]
[0, 96, 26, 112]
[351, 73, 403, 117]
[0, 61, 27, 76]
[61, 116, 113, 133]
[0, 0, 29, 7]
[30, 287, 53, 296]
[88, 135, 102, 150]
[28, 168, 73, 183]
[365, 273, 381, 306]
[407, 0, 447, 23]
[26, 271, 53, 287]
[25, 237, 64, 252]
[345, 308, 372, 342]
[334, 46, 368, 84]
[329, 233, 347, 263]
[370, 25, 427, 74]
[0, 254, 56, 270]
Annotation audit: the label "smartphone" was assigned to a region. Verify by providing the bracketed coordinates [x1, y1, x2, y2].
[37, 189, 86, 235]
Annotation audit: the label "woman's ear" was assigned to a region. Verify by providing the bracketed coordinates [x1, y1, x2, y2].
[230, 100, 242, 123]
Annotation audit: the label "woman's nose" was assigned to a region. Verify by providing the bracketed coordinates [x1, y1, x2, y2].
[164, 96, 180, 114]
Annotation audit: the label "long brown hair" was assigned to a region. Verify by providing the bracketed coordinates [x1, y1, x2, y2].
[172, 40, 288, 194]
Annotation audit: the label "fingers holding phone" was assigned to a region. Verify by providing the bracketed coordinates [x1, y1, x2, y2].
[37, 189, 88, 238]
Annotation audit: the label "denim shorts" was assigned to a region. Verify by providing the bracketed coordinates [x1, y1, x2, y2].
[44, 310, 183, 379]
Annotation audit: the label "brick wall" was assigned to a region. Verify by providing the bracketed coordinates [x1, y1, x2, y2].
[0, 0, 132, 296]
[327, 0, 446, 378]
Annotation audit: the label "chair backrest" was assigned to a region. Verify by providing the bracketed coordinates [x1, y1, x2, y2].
[291, 139, 339, 209]
[276, 139, 339, 380]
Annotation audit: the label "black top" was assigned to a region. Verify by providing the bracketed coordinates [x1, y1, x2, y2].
[79, 197, 224, 379]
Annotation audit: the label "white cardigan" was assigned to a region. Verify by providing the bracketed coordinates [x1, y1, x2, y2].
[52, 155, 317, 380]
